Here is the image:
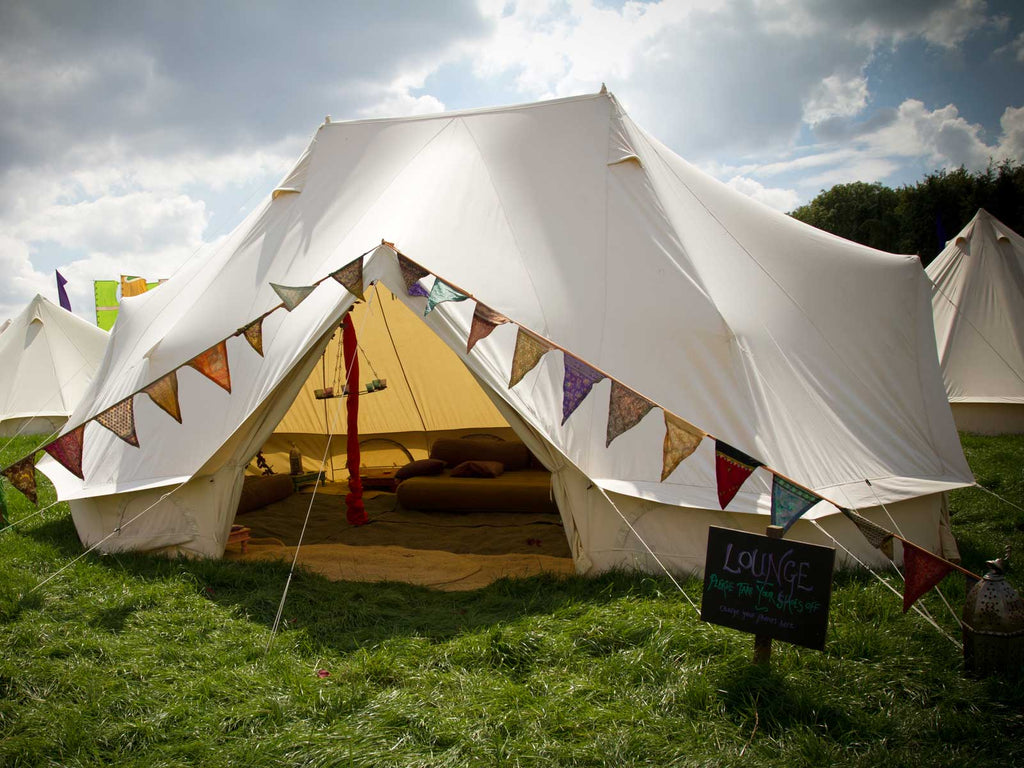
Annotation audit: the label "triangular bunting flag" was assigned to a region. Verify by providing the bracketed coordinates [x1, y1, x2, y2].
[43, 424, 86, 480]
[661, 412, 704, 481]
[2, 456, 38, 505]
[330, 257, 364, 300]
[95, 399, 140, 447]
[398, 254, 430, 298]
[509, 328, 554, 388]
[770, 475, 820, 532]
[842, 508, 894, 559]
[561, 355, 605, 425]
[424, 278, 468, 316]
[143, 372, 183, 423]
[239, 319, 265, 357]
[270, 282, 316, 311]
[903, 541, 955, 612]
[715, 440, 762, 509]
[606, 382, 655, 447]
[467, 303, 510, 353]
[187, 341, 232, 393]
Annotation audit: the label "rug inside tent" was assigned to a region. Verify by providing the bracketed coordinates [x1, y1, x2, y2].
[225, 482, 575, 591]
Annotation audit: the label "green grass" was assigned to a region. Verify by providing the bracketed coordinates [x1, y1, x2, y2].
[1, 433, 1023, 767]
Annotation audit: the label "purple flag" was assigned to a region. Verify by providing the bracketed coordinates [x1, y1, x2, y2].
[56, 270, 71, 311]
[561, 354, 605, 425]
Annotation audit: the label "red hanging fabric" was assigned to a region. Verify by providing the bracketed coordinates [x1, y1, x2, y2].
[342, 313, 367, 525]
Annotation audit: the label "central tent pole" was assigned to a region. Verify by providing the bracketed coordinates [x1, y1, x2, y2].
[342, 312, 367, 525]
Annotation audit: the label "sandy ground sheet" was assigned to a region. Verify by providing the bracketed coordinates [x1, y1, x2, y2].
[225, 482, 575, 591]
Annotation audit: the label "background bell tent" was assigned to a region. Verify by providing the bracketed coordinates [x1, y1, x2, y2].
[0, 295, 109, 437]
[926, 209, 1024, 435]
[43, 90, 972, 574]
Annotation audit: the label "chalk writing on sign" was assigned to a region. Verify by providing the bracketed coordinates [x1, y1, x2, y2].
[701, 526, 835, 650]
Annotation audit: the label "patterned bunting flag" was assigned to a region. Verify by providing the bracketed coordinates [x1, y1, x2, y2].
[715, 440, 763, 509]
[661, 412, 704, 481]
[187, 341, 232, 393]
[398, 254, 430, 298]
[903, 541, 954, 612]
[270, 282, 316, 311]
[467, 303, 510, 353]
[330, 257, 364, 300]
[43, 424, 86, 479]
[561, 354, 605, 425]
[424, 278, 468, 316]
[240, 319, 265, 357]
[95, 399, 140, 447]
[842, 508, 894, 559]
[2, 456, 38, 505]
[143, 372, 183, 423]
[770, 475, 820, 532]
[606, 382, 655, 447]
[508, 328, 554, 388]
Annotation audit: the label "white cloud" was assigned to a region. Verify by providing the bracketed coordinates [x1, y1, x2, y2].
[802, 75, 869, 125]
[724, 176, 800, 211]
[866, 99, 994, 168]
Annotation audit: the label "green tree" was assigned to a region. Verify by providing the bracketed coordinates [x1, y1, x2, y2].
[790, 181, 900, 252]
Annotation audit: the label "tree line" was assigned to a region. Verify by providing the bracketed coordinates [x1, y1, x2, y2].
[788, 161, 1024, 267]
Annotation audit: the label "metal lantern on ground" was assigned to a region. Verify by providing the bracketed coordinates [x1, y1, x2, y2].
[962, 548, 1024, 677]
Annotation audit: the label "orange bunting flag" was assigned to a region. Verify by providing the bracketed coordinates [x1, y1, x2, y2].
[661, 411, 704, 481]
[842, 508, 894, 559]
[467, 303, 510, 353]
[43, 423, 86, 480]
[903, 541, 954, 612]
[270, 282, 316, 311]
[187, 341, 232, 393]
[239, 319, 265, 357]
[330, 257, 364, 300]
[508, 328, 554, 388]
[398, 254, 430, 298]
[95, 398, 140, 447]
[606, 382, 655, 447]
[715, 440, 762, 509]
[143, 371, 182, 423]
[2, 456, 38, 505]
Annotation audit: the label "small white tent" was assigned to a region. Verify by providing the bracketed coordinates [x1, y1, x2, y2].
[926, 209, 1024, 435]
[0, 295, 108, 437]
[45, 91, 971, 574]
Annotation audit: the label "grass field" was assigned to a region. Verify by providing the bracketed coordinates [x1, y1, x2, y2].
[1, 433, 1022, 767]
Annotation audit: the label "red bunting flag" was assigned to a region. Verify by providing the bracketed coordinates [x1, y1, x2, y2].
[903, 541, 955, 612]
[43, 424, 86, 479]
[715, 440, 762, 509]
[661, 412, 704, 481]
[240, 319, 265, 357]
[143, 372, 183, 423]
[330, 257, 364, 300]
[270, 282, 316, 311]
[509, 328, 553, 388]
[398, 254, 430, 298]
[95, 398, 140, 447]
[2, 456, 38, 505]
[606, 382, 655, 447]
[467, 303, 510, 353]
[187, 341, 232, 393]
[561, 354, 605, 424]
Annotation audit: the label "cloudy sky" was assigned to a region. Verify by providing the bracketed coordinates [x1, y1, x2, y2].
[1, 0, 1021, 322]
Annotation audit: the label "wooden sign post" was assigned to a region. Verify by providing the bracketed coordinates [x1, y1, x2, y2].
[701, 526, 836, 663]
[754, 524, 785, 664]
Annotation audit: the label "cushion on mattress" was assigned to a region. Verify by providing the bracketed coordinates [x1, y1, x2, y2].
[450, 460, 504, 478]
[429, 439, 530, 470]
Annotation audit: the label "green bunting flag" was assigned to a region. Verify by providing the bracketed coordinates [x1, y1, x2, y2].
[508, 328, 554, 388]
[270, 282, 316, 311]
[467, 303, 510, 353]
[606, 382, 655, 447]
[143, 372, 183, 423]
[2, 456, 38, 505]
[424, 278, 468, 316]
[330, 257, 364, 300]
[561, 355, 605, 425]
[770, 474, 820, 532]
[661, 412, 704, 481]
[43, 424, 86, 480]
[95, 398, 140, 448]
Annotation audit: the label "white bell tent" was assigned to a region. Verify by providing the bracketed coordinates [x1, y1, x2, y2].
[0, 295, 108, 437]
[39, 90, 971, 574]
[926, 209, 1024, 434]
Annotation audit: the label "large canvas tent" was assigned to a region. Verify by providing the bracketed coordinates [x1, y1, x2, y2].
[926, 209, 1024, 434]
[44, 90, 971, 575]
[0, 295, 108, 437]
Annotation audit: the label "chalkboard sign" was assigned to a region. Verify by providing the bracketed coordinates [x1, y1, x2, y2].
[701, 526, 835, 650]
